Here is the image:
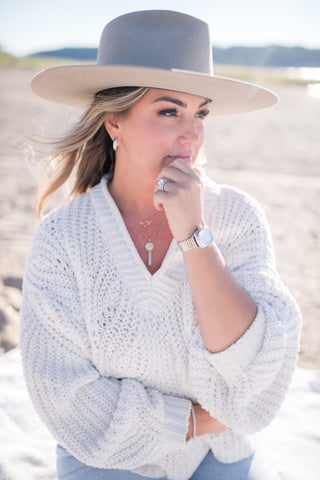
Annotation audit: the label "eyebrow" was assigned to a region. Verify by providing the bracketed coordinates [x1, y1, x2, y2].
[152, 96, 210, 109]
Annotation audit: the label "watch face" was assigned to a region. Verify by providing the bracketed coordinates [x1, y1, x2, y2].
[197, 227, 213, 247]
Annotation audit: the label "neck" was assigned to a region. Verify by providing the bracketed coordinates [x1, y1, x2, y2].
[108, 165, 158, 219]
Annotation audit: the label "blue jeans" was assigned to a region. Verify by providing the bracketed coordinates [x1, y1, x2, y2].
[56, 445, 281, 479]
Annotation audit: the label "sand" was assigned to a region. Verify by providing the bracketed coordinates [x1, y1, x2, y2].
[0, 66, 319, 367]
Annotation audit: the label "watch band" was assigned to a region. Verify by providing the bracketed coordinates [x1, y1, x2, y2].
[178, 235, 199, 252]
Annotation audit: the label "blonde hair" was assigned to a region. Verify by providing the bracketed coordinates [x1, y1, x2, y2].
[37, 86, 149, 216]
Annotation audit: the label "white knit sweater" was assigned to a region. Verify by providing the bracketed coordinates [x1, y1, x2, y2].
[20, 175, 301, 480]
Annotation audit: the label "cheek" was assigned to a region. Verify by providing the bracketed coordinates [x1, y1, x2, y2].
[125, 123, 168, 172]
[138, 122, 173, 152]
[197, 122, 205, 142]
[145, 118, 171, 138]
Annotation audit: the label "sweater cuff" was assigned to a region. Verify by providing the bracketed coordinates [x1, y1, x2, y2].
[158, 395, 191, 445]
[204, 307, 267, 378]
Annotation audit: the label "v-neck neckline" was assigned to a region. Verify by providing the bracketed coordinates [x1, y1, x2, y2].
[90, 177, 185, 291]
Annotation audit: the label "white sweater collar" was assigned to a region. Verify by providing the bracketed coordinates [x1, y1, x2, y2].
[89, 177, 186, 298]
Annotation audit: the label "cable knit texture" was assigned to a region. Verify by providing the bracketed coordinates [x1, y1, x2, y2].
[20, 175, 301, 480]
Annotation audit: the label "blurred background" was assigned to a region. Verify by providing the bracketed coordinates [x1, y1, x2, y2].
[0, 0, 319, 367]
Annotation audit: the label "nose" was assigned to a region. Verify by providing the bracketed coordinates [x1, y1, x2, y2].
[178, 118, 202, 146]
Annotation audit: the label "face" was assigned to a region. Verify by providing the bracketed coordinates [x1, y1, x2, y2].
[106, 88, 210, 184]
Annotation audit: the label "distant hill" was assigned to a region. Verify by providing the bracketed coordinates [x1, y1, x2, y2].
[30, 45, 320, 67]
[30, 47, 98, 61]
[213, 46, 320, 67]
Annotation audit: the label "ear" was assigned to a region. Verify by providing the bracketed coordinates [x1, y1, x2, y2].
[104, 116, 121, 142]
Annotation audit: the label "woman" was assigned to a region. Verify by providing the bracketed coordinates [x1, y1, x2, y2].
[20, 10, 301, 480]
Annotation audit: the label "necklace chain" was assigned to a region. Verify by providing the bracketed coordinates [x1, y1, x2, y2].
[124, 213, 167, 266]
[131, 210, 162, 228]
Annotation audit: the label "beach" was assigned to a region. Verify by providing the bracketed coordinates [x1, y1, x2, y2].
[0, 66, 319, 368]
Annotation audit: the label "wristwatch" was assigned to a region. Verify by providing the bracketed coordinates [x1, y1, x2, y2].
[178, 226, 213, 252]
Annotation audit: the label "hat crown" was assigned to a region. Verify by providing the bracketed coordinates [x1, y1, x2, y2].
[97, 10, 213, 75]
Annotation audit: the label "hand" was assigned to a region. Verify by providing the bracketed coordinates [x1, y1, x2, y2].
[154, 159, 204, 242]
[187, 405, 228, 440]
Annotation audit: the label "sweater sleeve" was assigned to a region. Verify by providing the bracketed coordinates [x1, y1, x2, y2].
[20, 215, 191, 470]
[188, 188, 301, 435]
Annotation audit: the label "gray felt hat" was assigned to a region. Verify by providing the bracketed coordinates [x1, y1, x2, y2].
[31, 10, 278, 115]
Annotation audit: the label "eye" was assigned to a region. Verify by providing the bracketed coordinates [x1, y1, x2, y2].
[195, 109, 210, 119]
[158, 108, 178, 117]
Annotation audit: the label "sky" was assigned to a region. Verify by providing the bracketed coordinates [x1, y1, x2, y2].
[1, 0, 320, 57]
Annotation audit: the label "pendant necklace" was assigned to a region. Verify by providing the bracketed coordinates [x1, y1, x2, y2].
[124, 214, 167, 266]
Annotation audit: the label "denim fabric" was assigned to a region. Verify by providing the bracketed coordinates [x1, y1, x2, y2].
[56, 445, 281, 480]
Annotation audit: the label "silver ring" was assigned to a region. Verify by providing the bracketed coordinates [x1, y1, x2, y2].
[157, 178, 170, 192]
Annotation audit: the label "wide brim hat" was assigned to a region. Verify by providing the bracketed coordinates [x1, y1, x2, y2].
[31, 10, 278, 116]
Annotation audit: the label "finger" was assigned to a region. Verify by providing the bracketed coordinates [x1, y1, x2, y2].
[154, 180, 177, 205]
[167, 157, 200, 177]
[153, 190, 168, 211]
[156, 170, 201, 197]
[158, 159, 200, 184]
[156, 167, 191, 187]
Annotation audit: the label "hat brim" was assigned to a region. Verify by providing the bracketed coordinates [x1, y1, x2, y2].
[31, 64, 278, 116]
